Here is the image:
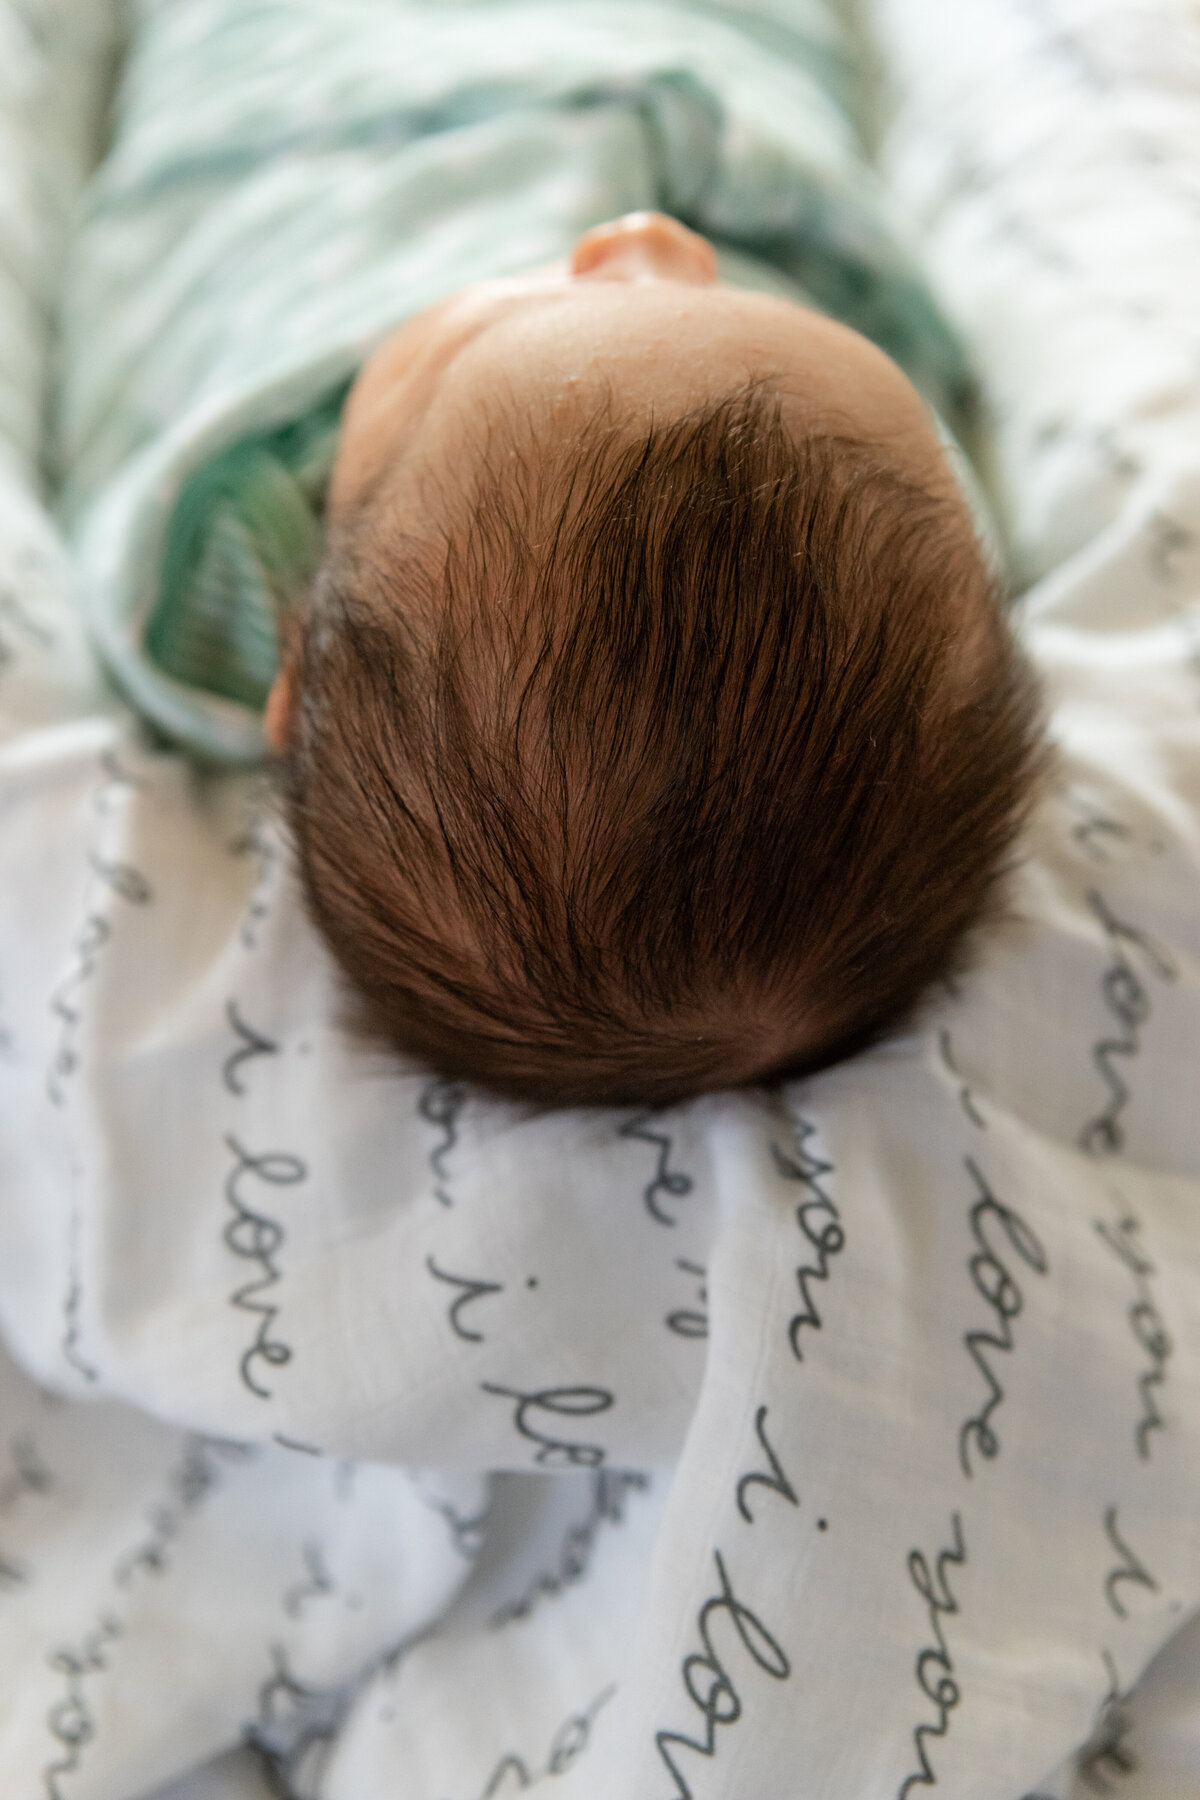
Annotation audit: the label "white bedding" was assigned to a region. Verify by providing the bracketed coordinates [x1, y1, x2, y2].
[3, 2, 1200, 1796]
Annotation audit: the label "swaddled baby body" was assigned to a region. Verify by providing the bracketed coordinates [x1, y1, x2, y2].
[59, 2, 1044, 1106]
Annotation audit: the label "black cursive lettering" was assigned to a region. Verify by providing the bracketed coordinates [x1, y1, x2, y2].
[420, 1079, 466, 1206]
[41, 1613, 123, 1800]
[958, 1158, 1048, 1476]
[491, 1471, 648, 1627]
[1094, 1207, 1171, 1459]
[113, 1437, 228, 1589]
[426, 1255, 504, 1343]
[655, 1550, 790, 1799]
[414, 1479, 490, 1562]
[467, 1686, 617, 1799]
[229, 806, 280, 951]
[223, 999, 280, 1096]
[481, 1382, 614, 1469]
[1103, 1506, 1159, 1620]
[667, 1259, 708, 1340]
[619, 1111, 694, 1227]
[937, 1030, 986, 1130]
[771, 1115, 843, 1361]
[223, 1133, 306, 1399]
[1080, 890, 1176, 1157]
[898, 1513, 967, 1798]
[62, 1206, 99, 1384]
[48, 751, 153, 1105]
[1077, 1650, 1137, 1793]
[736, 1405, 800, 1525]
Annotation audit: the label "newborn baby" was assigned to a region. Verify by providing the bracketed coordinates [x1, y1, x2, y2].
[266, 212, 1043, 1106]
[58, 1, 1045, 1107]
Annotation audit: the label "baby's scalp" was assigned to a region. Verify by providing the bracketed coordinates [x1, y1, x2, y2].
[278, 354, 1043, 1105]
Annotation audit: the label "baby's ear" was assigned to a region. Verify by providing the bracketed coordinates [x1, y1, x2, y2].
[264, 668, 294, 754]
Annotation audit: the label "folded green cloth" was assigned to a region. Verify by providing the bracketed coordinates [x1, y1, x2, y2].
[148, 397, 343, 712]
[58, 0, 973, 761]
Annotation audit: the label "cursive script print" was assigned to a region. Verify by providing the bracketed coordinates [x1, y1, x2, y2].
[490, 1471, 649, 1628]
[481, 1382, 614, 1469]
[1080, 889, 1177, 1157]
[87, 849, 151, 904]
[39, 1441, 242, 1794]
[1067, 790, 1135, 866]
[47, 915, 109, 1104]
[1102, 1506, 1160, 1621]
[62, 1204, 99, 1384]
[938, 1030, 986, 1131]
[736, 1406, 800, 1526]
[771, 1115, 843, 1362]
[958, 1157, 1049, 1477]
[420, 1078, 466, 1206]
[897, 1513, 967, 1799]
[223, 1133, 307, 1399]
[223, 999, 280, 1096]
[47, 752, 154, 1383]
[1094, 1206, 1172, 1460]
[465, 1685, 617, 1798]
[619, 1110, 694, 1227]
[1076, 1650, 1138, 1795]
[413, 1479, 490, 1562]
[250, 1641, 346, 1796]
[41, 1612, 124, 1800]
[427, 1254, 504, 1343]
[654, 1371, 800, 1793]
[48, 750, 152, 1106]
[229, 802, 280, 951]
[667, 1259, 708, 1341]
[113, 1436, 237, 1589]
[655, 1550, 790, 1800]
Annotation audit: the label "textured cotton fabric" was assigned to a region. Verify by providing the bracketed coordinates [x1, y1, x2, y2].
[1, 2, 1200, 1799]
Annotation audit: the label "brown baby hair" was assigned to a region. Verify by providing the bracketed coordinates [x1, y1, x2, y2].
[280, 381, 1044, 1107]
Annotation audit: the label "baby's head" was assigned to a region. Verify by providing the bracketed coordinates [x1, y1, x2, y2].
[271, 214, 1043, 1106]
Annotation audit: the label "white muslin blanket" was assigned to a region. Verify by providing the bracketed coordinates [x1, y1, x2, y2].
[3, 2, 1200, 1798]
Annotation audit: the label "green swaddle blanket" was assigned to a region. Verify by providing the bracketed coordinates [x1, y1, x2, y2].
[57, 0, 973, 763]
[148, 398, 342, 712]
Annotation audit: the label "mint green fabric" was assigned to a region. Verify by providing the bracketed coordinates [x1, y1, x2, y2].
[58, 0, 975, 763]
[148, 396, 344, 711]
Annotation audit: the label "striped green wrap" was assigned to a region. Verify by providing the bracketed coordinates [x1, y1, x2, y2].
[58, 0, 974, 762]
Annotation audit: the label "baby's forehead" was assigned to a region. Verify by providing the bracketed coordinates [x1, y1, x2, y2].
[431, 282, 929, 460]
[336, 278, 951, 532]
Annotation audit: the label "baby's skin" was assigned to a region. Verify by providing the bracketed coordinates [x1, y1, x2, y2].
[265, 211, 972, 748]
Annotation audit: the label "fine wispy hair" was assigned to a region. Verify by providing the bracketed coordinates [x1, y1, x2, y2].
[282, 383, 1044, 1106]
